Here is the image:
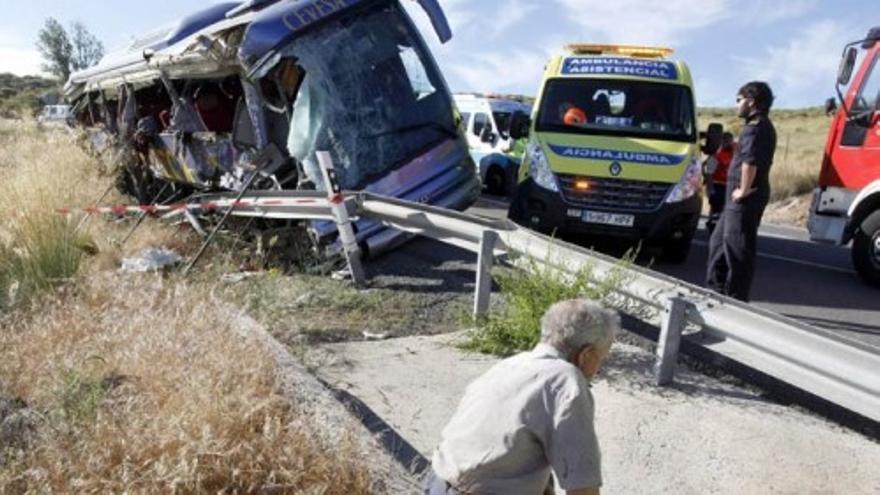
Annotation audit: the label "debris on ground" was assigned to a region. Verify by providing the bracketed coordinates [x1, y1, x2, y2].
[220, 271, 263, 284]
[120, 248, 182, 273]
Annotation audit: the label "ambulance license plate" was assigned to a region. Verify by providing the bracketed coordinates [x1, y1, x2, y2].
[581, 210, 635, 227]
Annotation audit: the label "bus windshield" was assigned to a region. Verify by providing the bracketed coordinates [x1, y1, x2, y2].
[279, 2, 456, 190]
[536, 78, 696, 143]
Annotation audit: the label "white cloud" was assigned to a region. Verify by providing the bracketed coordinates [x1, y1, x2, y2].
[552, 0, 816, 46]
[0, 46, 44, 76]
[447, 48, 550, 93]
[489, 0, 541, 39]
[735, 20, 851, 107]
[737, 0, 819, 26]
[553, 0, 731, 46]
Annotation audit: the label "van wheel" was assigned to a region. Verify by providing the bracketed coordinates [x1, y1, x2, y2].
[852, 210, 880, 288]
[485, 167, 505, 196]
[659, 235, 693, 264]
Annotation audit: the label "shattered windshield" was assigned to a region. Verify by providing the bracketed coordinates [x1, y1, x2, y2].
[281, 2, 455, 190]
[536, 78, 696, 143]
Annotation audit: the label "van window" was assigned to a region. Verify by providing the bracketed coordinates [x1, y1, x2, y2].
[536, 78, 695, 142]
[473, 112, 490, 137]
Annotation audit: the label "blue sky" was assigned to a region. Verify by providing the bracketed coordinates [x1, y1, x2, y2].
[1, 0, 878, 108]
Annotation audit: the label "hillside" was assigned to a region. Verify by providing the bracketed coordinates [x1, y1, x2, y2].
[0, 73, 61, 118]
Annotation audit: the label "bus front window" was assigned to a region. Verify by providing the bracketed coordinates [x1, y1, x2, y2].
[279, 2, 456, 190]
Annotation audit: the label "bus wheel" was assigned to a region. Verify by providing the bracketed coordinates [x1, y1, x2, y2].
[486, 166, 505, 196]
[659, 235, 693, 264]
[852, 210, 880, 288]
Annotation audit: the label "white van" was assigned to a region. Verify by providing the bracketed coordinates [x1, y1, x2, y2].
[37, 104, 74, 126]
[454, 93, 531, 194]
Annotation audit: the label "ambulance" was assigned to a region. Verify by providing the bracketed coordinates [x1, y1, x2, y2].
[508, 44, 702, 262]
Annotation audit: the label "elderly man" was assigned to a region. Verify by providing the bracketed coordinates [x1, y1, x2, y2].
[425, 299, 618, 495]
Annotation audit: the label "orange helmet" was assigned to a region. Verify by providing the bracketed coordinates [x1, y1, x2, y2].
[563, 107, 587, 126]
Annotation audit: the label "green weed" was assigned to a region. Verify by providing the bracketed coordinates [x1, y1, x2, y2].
[462, 248, 633, 356]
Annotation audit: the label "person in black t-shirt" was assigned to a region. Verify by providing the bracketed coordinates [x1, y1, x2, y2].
[706, 81, 777, 302]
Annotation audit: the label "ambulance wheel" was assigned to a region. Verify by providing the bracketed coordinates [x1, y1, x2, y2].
[659, 235, 693, 264]
[852, 210, 880, 288]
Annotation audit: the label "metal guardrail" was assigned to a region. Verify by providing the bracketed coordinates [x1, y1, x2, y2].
[191, 187, 880, 424]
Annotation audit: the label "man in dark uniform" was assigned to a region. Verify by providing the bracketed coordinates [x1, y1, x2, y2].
[706, 82, 777, 302]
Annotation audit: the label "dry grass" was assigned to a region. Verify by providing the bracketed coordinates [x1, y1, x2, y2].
[698, 107, 831, 202]
[0, 120, 102, 309]
[0, 274, 372, 493]
[0, 120, 375, 493]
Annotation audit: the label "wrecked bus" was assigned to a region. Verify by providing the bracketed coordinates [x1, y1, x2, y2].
[64, 0, 480, 256]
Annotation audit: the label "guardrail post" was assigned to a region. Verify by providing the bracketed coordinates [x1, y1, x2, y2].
[474, 230, 498, 318]
[654, 296, 687, 386]
[316, 151, 367, 289]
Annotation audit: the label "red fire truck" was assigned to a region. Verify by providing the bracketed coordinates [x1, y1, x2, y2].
[808, 26, 880, 287]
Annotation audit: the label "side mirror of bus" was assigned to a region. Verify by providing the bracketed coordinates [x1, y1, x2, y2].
[509, 111, 531, 140]
[838, 47, 858, 86]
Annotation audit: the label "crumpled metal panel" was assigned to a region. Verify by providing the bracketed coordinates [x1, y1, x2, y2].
[238, 0, 368, 72]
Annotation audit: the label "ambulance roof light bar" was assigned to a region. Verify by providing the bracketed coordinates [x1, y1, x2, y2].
[565, 44, 674, 59]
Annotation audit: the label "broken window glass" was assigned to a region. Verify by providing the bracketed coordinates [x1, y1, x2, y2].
[277, 2, 456, 190]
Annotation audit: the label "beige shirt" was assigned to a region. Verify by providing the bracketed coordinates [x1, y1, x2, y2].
[432, 344, 602, 494]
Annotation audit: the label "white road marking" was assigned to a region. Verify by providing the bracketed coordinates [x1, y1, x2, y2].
[692, 240, 856, 275]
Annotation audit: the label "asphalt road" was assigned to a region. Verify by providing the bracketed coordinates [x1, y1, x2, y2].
[466, 194, 880, 351]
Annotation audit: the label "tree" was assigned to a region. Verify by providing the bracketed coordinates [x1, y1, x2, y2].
[36, 18, 72, 81]
[35, 18, 104, 82]
[69, 22, 104, 73]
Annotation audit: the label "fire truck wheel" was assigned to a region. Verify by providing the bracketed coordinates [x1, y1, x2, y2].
[852, 210, 880, 288]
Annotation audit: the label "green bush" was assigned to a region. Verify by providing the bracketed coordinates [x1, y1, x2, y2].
[462, 249, 633, 356]
[0, 214, 87, 310]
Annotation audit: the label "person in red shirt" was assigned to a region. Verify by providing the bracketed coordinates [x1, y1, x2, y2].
[706, 132, 735, 235]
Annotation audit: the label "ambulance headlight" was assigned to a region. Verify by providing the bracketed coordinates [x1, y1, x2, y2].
[665, 156, 703, 203]
[526, 140, 559, 192]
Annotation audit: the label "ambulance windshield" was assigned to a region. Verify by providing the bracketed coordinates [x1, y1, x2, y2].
[536, 79, 695, 142]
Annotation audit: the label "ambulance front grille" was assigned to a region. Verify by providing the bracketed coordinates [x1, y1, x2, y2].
[557, 174, 672, 211]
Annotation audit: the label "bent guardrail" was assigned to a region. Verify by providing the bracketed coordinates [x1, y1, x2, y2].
[183, 185, 880, 424]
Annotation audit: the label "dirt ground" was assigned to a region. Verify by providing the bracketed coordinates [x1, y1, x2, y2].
[762, 193, 812, 228]
[311, 333, 880, 495]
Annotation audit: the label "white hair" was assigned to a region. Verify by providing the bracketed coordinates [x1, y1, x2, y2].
[540, 299, 619, 357]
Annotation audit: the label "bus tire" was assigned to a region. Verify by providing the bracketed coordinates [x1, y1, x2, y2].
[852, 210, 880, 288]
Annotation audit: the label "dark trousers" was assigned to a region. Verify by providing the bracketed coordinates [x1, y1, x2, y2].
[705, 197, 767, 301]
[705, 183, 727, 236]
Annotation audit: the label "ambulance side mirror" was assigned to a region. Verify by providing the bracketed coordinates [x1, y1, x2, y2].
[509, 111, 531, 140]
[480, 125, 496, 144]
